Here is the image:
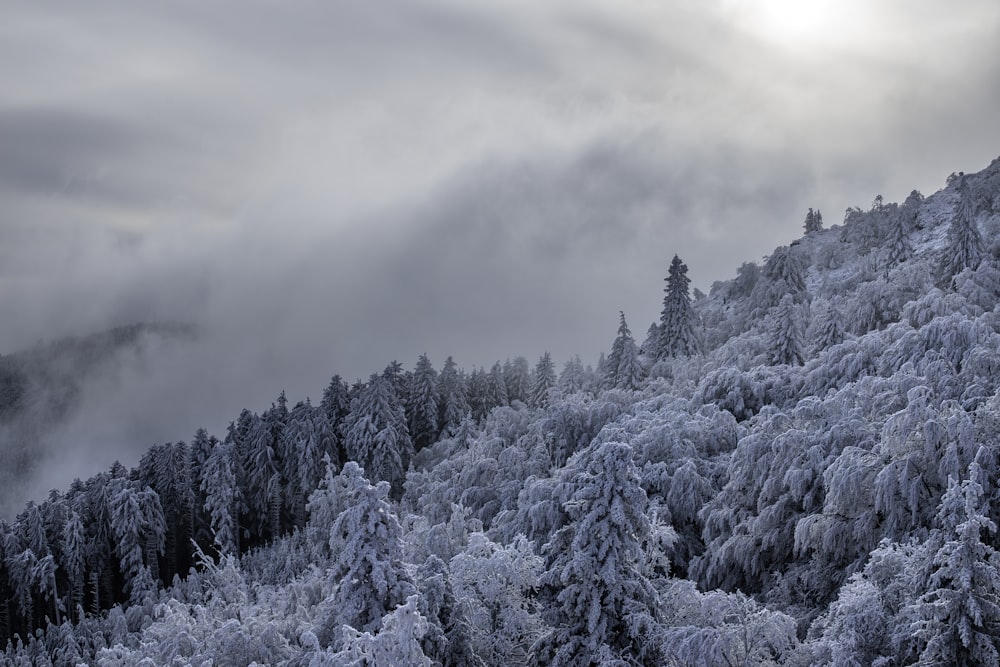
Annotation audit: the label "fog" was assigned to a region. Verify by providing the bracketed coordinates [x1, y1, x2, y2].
[2, 0, 999, 510]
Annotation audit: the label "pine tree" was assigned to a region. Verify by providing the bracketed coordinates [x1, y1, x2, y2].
[320, 374, 350, 463]
[241, 412, 281, 543]
[467, 367, 489, 423]
[504, 357, 532, 406]
[810, 299, 845, 353]
[533, 442, 660, 665]
[913, 467, 1000, 665]
[886, 193, 919, 267]
[767, 294, 805, 366]
[939, 177, 986, 289]
[485, 362, 509, 411]
[60, 512, 85, 623]
[280, 399, 329, 528]
[188, 428, 218, 554]
[804, 207, 823, 234]
[439, 357, 471, 436]
[531, 352, 556, 409]
[106, 479, 160, 605]
[659, 255, 699, 359]
[558, 355, 586, 395]
[200, 442, 241, 557]
[606, 311, 644, 391]
[318, 462, 416, 646]
[409, 354, 441, 451]
[341, 374, 413, 495]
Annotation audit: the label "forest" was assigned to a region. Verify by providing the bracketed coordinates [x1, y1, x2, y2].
[3, 157, 1000, 665]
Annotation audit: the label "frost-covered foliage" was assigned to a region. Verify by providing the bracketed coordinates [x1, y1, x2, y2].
[659, 254, 699, 359]
[605, 311, 645, 391]
[533, 441, 660, 666]
[7, 155, 1000, 665]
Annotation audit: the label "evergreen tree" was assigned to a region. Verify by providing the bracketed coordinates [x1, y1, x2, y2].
[439, 357, 471, 436]
[606, 311, 645, 391]
[318, 462, 416, 646]
[533, 442, 660, 665]
[659, 255, 699, 359]
[320, 374, 350, 462]
[320, 374, 351, 432]
[531, 353, 556, 409]
[485, 362, 509, 411]
[60, 511, 85, 623]
[810, 299, 845, 353]
[558, 355, 586, 395]
[200, 442, 241, 557]
[106, 479, 160, 605]
[504, 357, 532, 406]
[804, 207, 823, 234]
[188, 428, 218, 554]
[467, 367, 489, 423]
[416, 555, 482, 667]
[341, 373, 413, 495]
[280, 399, 329, 528]
[886, 192, 919, 267]
[409, 354, 441, 451]
[240, 412, 281, 543]
[912, 467, 1000, 665]
[939, 177, 986, 289]
[767, 294, 805, 366]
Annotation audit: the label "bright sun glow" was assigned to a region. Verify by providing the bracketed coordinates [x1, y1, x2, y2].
[732, 0, 862, 52]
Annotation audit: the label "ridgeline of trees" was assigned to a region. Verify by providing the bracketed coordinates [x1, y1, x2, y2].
[3, 158, 1000, 664]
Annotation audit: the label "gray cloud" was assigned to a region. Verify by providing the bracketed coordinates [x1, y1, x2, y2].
[1, 0, 1000, 507]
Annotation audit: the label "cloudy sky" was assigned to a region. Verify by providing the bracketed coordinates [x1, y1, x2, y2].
[2, 0, 1000, 493]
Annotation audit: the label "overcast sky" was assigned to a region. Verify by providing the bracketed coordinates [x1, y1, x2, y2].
[2, 0, 1000, 493]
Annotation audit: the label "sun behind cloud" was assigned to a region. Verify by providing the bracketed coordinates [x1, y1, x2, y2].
[722, 0, 870, 53]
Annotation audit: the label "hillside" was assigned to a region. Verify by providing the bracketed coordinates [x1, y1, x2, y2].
[3, 157, 1000, 665]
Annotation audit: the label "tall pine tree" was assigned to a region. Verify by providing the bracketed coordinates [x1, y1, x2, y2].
[659, 255, 699, 359]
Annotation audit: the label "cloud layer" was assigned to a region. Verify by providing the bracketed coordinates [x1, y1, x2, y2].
[2, 0, 999, 501]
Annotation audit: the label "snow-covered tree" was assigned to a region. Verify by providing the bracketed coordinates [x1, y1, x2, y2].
[485, 362, 509, 412]
[533, 441, 660, 666]
[320, 374, 350, 463]
[451, 533, 543, 667]
[558, 355, 586, 395]
[280, 399, 330, 528]
[659, 255, 699, 358]
[318, 462, 416, 646]
[810, 299, 845, 353]
[939, 177, 986, 288]
[241, 412, 282, 544]
[605, 311, 645, 391]
[409, 354, 441, 451]
[341, 373, 413, 495]
[106, 479, 160, 605]
[60, 511, 85, 622]
[768, 294, 805, 365]
[504, 357, 532, 406]
[911, 467, 1000, 665]
[439, 356, 471, 436]
[201, 442, 241, 557]
[188, 428, 219, 554]
[885, 191, 919, 267]
[415, 555, 481, 667]
[804, 207, 823, 234]
[530, 353, 556, 409]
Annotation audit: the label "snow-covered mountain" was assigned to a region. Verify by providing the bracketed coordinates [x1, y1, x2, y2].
[4, 156, 1000, 665]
